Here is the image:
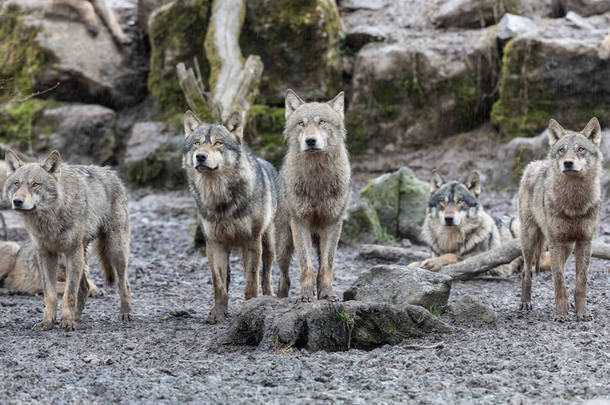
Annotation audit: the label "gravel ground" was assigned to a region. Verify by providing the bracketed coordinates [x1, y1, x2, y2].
[1, 190, 609, 404]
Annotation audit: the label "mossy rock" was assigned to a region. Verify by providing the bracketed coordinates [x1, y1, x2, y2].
[240, 0, 343, 104]
[125, 141, 185, 189]
[341, 201, 391, 245]
[491, 20, 610, 138]
[244, 104, 286, 168]
[148, 0, 213, 120]
[0, 99, 55, 150]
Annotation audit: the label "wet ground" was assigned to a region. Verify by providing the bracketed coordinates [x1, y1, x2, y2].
[0, 189, 609, 404]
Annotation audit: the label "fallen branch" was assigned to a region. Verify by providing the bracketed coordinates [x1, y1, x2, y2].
[403, 341, 444, 350]
[359, 244, 428, 262]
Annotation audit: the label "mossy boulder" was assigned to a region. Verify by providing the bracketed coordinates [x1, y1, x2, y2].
[0, 0, 146, 109]
[240, 0, 343, 104]
[147, 0, 212, 120]
[346, 28, 500, 154]
[244, 104, 286, 168]
[491, 16, 610, 139]
[340, 201, 389, 245]
[360, 167, 430, 242]
[0, 99, 55, 150]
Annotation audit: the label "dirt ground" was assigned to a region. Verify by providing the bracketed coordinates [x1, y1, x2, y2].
[0, 189, 609, 404]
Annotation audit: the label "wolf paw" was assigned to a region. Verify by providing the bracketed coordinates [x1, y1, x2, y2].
[553, 311, 569, 322]
[59, 318, 75, 332]
[576, 310, 593, 322]
[419, 259, 442, 272]
[89, 288, 104, 298]
[205, 307, 227, 324]
[33, 321, 54, 331]
[119, 312, 133, 322]
[520, 302, 532, 311]
[296, 294, 314, 303]
[318, 288, 339, 302]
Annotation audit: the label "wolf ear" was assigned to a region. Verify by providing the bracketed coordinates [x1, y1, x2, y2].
[42, 150, 62, 178]
[465, 171, 481, 197]
[184, 110, 202, 138]
[4, 149, 24, 174]
[430, 169, 444, 191]
[327, 91, 345, 119]
[224, 111, 244, 144]
[581, 117, 601, 147]
[547, 119, 566, 146]
[285, 89, 305, 120]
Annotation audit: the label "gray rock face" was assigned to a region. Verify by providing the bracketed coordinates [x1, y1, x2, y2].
[338, 0, 387, 11]
[340, 201, 385, 246]
[124, 122, 171, 164]
[564, 0, 610, 16]
[565, 10, 596, 29]
[447, 295, 497, 325]
[343, 265, 452, 311]
[497, 13, 537, 41]
[38, 104, 117, 165]
[226, 296, 451, 352]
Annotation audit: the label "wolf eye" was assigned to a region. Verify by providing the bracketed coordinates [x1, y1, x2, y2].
[457, 198, 464, 204]
[31, 182, 40, 188]
[214, 141, 223, 147]
[558, 147, 566, 154]
[319, 119, 326, 125]
[298, 122, 305, 127]
[193, 141, 200, 146]
[14, 180, 20, 187]
[577, 146, 585, 153]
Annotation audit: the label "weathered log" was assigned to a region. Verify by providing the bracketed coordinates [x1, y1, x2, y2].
[176, 60, 222, 120]
[359, 244, 428, 262]
[592, 241, 610, 260]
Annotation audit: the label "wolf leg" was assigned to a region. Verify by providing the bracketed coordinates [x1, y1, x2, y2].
[290, 220, 315, 302]
[75, 267, 90, 321]
[519, 224, 543, 310]
[243, 236, 262, 300]
[317, 221, 342, 302]
[261, 227, 275, 296]
[549, 242, 572, 322]
[206, 242, 229, 324]
[574, 240, 593, 321]
[33, 251, 58, 331]
[276, 219, 293, 298]
[53, 0, 100, 36]
[59, 245, 85, 331]
[91, 0, 130, 45]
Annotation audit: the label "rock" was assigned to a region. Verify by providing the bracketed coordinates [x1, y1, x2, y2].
[360, 167, 429, 241]
[565, 10, 596, 29]
[338, 0, 387, 11]
[0, 160, 9, 208]
[137, 0, 174, 34]
[490, 130, 549, 190]
[491, 15, 610, 138]
[340, 201, 387, 245]
[601, 34, 610, 59]
[564, 0, 610, 16]
[346, 28, 500, 154]
[447, 295, 497, 325]
[123, 122, 185, 189]
[497, 13, 537, 41]
[343, 265, 452, 311]
[0, 0, 146, 109]
[243, 105, 286, 168]
[147, 0, 212, 119]
[226, 296, 451, 352]
[240, 0, 343, 104]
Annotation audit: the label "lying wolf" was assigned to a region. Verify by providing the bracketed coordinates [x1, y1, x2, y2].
[519, 117, 603, 322]
[3, 150, 132, 331]
[183, 111, 277, 324]
[276, 89, 351, 302]
[411, 170, 523, 276]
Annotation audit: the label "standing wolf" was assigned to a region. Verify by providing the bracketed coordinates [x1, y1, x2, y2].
[410, 170, 521, 275]
[3, 150, 132, 330]
[276, 89, 351, 302]
[519, 117, 603, 322]
[183, 111, 277, 324]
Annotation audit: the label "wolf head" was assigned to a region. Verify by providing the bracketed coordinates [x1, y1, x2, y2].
[284, 89, 345, 153]
[547, 117, 602, 176]
[427, 170, 481, 227]
[3, 150, 62, 212]
[183, 111, 244, 174]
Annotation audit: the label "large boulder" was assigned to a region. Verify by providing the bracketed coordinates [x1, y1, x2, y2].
[240, 0, 343, 104]
[346, 28, 500, 154]
[491, 15, 610, 139]
[123, 121, 185, 189]
[137, 0, 174, 34]
[0, 0, 146, 109]
[360, 167, 430, 242]
[340, 201, 387, 245]
[226, 296, 451, 352]
[343, 265, 452, 311]
[497, 13, 537, 41]
[563, 0, 610, 16]
[147, 0, 212, 119]
[244, 105, 286, 168]
[446, 295, 497, 326]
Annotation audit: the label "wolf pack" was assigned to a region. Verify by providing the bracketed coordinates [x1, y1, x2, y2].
[0, 87, 605, 330]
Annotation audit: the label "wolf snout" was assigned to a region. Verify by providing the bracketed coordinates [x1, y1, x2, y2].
[444, 216, 454, 226]
[12, 198, 24, 208]
[562, 160, 580, 172]
[305, 137, 317, 148]
[196, 153, 207, 163]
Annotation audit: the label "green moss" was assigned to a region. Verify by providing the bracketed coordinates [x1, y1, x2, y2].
[0, 98, 57, 149]
[0, 6, 51, 103]
[126, 144, 185, 189]
[148, 0, 212, 120]
[245, 104, 286, 168]
[512, 144, 530, 184]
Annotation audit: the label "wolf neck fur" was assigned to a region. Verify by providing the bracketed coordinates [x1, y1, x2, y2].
[426, 210, 493, 256]
[548, 164, 601, 217]
[189, 164, 253, 217]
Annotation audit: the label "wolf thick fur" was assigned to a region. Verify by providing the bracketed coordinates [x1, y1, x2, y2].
[518, 117, 603, 322]
[3, 150, 131, 331]
[411, 171, 520, 275]
[53, 0, 130, 44]
[183, 111, 277, 324]
[0, 240, 102, 296]
[276, 89, 351, 302]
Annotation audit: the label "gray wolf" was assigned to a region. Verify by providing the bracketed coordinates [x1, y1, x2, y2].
[275, 89, 351, 302]
[3, 149, 132, 331]
[518, 117, 603, 322]
[410, 170, 524, 275]
[53, 0, 130, 44]
[0, 240, 102, 296]
[182, 110, 278, 324]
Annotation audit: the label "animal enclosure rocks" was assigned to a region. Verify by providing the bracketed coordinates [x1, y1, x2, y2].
[340, 201, 386, 245]
[563, 0, 610, 16]
[0, 0, 146, 109]
[343, 265, 452, 311]
[240, 0, 343, 104]
[496, 13, 537, 41]
[346, 28, 500, 153]
[446, 295, 497, 325]
[491, 15, 610, 138]
[226, 296, 451, 352]
[137, 0, 174, 34]
[360, 167, 430, 242]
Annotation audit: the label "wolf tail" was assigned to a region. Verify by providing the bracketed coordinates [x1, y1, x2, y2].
[94, 237, 116, 286]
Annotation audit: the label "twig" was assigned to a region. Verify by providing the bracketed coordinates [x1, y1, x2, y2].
[15, 82, 60, 103]
[403, 341, 444, 350]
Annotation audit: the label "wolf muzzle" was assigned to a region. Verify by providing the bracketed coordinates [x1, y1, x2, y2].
[194, 152, 218, 171]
